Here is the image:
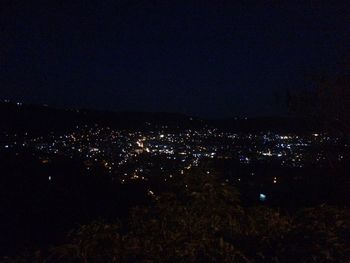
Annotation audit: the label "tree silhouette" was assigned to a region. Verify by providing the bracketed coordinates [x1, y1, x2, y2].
[288, 73, 350, 137]
[3, 168, 349, 263]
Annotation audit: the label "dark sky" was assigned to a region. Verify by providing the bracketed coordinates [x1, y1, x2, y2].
[1, 1, 350, 118]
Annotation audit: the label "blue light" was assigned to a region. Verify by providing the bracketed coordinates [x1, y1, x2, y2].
[259, 193, 266, 201]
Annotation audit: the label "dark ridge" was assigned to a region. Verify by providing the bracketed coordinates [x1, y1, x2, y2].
[0, 101, 320, 135]
[208, 116, 321, 133]
[0, 101, 203, 134]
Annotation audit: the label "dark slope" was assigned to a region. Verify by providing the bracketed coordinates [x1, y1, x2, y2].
[0, 101, 319, 134]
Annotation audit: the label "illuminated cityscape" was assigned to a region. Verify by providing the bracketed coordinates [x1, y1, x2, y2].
[2, 122, 349, 195]
[2, 1, 350, 261]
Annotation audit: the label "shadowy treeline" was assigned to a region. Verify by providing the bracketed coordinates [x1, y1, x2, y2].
[0, 148, 151, 256]
[2, 168, 350, 263]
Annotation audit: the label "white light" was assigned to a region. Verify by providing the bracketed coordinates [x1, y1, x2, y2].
[259, 193, 266, 201]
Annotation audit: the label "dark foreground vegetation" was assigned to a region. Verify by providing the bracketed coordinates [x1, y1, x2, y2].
[3, 168, 349, 263]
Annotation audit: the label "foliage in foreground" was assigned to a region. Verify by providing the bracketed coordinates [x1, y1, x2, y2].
[3, 169, 350, 263]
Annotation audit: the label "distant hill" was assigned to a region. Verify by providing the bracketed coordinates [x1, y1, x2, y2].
[0, 101, 319, 135]
[208, 116, 320, 133]
[0, 101, 204, 134]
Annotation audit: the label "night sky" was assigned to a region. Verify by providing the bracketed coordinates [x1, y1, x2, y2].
[1, 1, 350, 118]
